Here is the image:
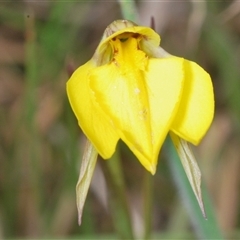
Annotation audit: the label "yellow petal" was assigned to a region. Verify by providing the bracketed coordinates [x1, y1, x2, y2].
[171, 59, 214, 145]
[89, 41, 154, 173]
[66, 60, 119, 158]
[145, 57, 185, 168]
[90, 36, 185, 174]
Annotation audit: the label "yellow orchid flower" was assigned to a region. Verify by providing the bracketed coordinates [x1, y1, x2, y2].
[67, 20, 214, 175]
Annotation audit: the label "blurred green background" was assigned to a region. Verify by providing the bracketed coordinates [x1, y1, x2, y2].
[0, 1, 240, 239]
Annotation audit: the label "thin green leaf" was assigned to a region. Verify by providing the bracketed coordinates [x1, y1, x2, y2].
[165, 135, 224, 239]
[76, 140, 98, 225]
[170, 132, 206, 218]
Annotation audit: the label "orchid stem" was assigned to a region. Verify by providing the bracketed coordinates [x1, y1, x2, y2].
[116, 1, 147, 239]
[103, 149, 134, 239]
[117, 0, 139, 23]
[143, 172, 153, 240]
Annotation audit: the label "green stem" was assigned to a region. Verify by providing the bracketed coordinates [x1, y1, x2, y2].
[116, 1, 149, 239]
[102, 149, 134, 239]
[117, 0, 139, 22]
[143, 172, 153, 240]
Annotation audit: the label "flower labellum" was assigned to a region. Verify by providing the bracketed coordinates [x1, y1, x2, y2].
[67, 19, 214, 174]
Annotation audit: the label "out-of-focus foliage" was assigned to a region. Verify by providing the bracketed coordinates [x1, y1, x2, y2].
[0, 1, 240, 239]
